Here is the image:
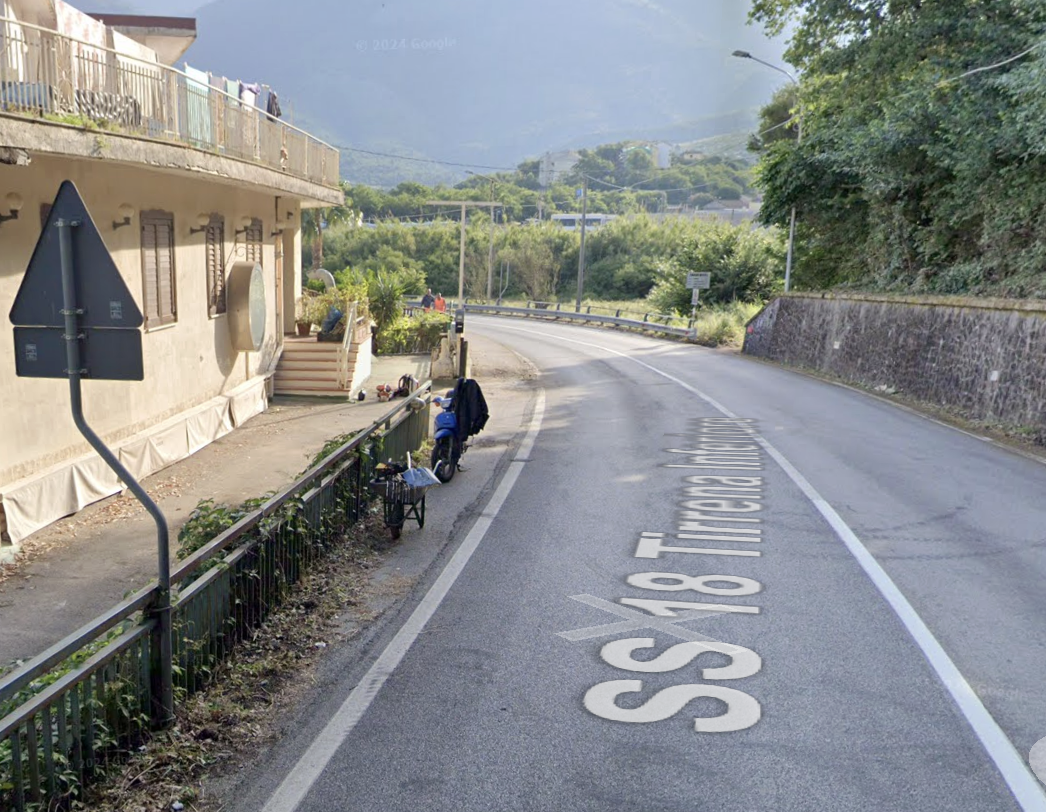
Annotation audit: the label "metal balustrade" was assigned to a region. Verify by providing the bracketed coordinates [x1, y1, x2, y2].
[0, 16, 339, 187]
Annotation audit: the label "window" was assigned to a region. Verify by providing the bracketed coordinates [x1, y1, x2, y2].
[140, 211, 176, 328]
[242, 218, 263, 265]
[206, 216, 226, 316]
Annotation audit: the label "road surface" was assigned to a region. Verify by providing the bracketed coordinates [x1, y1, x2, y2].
[230, 316, 1046, 812]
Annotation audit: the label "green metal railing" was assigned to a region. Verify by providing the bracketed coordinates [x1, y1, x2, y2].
[0, 386, 431, 810]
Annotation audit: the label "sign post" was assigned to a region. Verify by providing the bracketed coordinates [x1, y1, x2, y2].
[685, 272, 712, 335]
[9, 181, 173, 726]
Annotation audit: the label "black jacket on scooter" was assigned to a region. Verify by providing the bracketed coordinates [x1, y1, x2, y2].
[452, 378, 489, 441]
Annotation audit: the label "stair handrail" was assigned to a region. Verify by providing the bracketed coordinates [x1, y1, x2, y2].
[336, 301, 358, 389]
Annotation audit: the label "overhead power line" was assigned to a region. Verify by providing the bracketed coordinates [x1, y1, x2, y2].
[336, 144, 517, 171]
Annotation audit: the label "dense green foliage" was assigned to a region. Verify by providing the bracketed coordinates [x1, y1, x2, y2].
[647, 224, 784, 315]
[321, 145, 757, 229]
[305, 140, 783, 314]
[377, 311, 453, 355]
[315, 212, 784, 313]
[749, 0, 1046, 297]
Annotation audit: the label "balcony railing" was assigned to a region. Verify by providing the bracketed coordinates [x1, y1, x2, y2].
[0, 16, 339, 188]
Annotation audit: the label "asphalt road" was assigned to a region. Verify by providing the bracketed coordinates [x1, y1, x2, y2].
[235, 316, 1046, 812]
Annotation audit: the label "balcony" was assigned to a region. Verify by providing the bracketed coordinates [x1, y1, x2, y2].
[0, 15, 339, 189]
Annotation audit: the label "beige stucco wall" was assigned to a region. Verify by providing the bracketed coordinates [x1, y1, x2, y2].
[0, 152, 303, 487]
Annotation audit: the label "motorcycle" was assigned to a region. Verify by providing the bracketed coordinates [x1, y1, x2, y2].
[431, 390, 465, 483]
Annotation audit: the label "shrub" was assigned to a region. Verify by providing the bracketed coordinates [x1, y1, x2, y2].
[376, 311, 452, 354]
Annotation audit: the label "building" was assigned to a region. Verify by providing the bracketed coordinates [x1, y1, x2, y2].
[538, 150, 580, 187]
[550, 213, 616, 231]
[0, 0, 343, 552]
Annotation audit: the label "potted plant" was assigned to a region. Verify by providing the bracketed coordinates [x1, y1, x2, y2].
[294, 296, 313, 336]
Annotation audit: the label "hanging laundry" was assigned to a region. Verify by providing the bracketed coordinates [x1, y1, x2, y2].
[266, 89, 282, 120]
[239, 81, 259, 107]
[183, 64, 213, 147]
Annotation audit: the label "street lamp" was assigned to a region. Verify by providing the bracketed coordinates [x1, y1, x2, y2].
[733, 49, 801, 293]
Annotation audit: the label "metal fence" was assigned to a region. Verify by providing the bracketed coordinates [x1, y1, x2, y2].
[0, 387, 430, 811]
[0, 16, 339, 188]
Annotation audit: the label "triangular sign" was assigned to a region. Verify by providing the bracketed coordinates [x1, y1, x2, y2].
[9, 181, 143, 329]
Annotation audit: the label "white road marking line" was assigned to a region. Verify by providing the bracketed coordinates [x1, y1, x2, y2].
[260, 389, 547, 812]
[488, 321, 1046, 810]
[557, 594, 730, 643]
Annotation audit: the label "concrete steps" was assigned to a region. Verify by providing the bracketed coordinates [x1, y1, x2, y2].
[273, 338, 348, 397]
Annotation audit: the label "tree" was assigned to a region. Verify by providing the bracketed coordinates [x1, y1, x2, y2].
[646, 222, 783, 314]
[748, 0, 1046, 294]
[748, 85, 800, 152]
[302, 199, 353, 272]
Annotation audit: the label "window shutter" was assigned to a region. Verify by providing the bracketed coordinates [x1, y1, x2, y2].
[141, 220, 159, 325]
[206, 218, 226, 316]
[140, 212, 177, 328]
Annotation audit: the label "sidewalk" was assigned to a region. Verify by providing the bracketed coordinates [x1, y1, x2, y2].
[0, 333, 533, 666]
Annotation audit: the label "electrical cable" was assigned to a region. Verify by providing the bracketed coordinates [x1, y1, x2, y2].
[336, 144, 517, 171]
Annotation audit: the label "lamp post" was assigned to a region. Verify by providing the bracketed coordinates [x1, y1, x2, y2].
[733, 49, 801, 293]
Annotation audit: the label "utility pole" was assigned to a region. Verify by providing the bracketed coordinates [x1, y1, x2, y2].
[427, 199, 502, 312]
[575, 177, 588, 313]
[487, 179, 496, 300]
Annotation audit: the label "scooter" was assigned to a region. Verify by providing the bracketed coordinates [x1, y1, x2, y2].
[431, 390, 465, 483]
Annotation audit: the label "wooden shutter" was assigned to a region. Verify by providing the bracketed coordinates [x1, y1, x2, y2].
[141, 212, 176, 328]
[245, 218, 263, 265]
[206, 217, 226, 316]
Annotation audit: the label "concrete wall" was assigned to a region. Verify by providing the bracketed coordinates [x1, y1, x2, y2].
[0, 152, 302, 486]
[743, 293, 1046, 432]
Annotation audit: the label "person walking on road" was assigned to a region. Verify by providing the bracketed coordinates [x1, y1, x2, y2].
[434, 293, 446, 313]
[421, 289, 435, 311]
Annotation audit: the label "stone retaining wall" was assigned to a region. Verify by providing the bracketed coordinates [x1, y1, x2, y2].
[742, 293, 1046, 432]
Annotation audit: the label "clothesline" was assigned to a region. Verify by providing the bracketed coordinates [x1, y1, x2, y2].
[184, 62, 284, 121]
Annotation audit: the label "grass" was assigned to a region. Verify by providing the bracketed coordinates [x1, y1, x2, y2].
[81, 509, 394, 811]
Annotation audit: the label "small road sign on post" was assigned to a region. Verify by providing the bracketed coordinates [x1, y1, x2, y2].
[686, 273, 712, 338]
[686, 272, 711, 290]
[9, 180, 173, 726]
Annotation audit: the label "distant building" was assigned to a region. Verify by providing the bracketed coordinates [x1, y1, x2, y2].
[655, 142, 672, 169]
[539, 151, 580, 187]
[550, 213, 616, 231]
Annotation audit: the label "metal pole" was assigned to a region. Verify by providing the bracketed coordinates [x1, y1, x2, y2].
[457, 203, 466, 312]
[575, 177, 588, 313]
[458, 338, 468, 379]
[487, 181, 495, 301]
[733, 50, 801, 292]
[784, 116, 803, 293]
[57, 219, 173, 726]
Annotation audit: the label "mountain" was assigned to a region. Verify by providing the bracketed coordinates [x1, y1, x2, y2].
[177, 0, 788, 186]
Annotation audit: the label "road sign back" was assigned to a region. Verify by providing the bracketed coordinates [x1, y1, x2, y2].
[9, 181, 143, 329]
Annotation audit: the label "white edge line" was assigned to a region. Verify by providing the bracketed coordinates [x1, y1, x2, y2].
[488, 321, 1046, 810]
[261, 389, 547, 812]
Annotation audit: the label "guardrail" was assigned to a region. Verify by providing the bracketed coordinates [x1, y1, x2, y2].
[405, 300, 695, 339]
[0, 16, 339, 187]
[0, 387, 430, 811]
[463, 303, 695, 338]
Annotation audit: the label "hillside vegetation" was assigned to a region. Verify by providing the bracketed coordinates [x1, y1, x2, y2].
[750, 0, 1046, 299]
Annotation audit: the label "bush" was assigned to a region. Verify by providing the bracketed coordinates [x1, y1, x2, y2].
[376, 311, 452, 354]
[691, 302, 763, 347]
[646, 222, 783, 315]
